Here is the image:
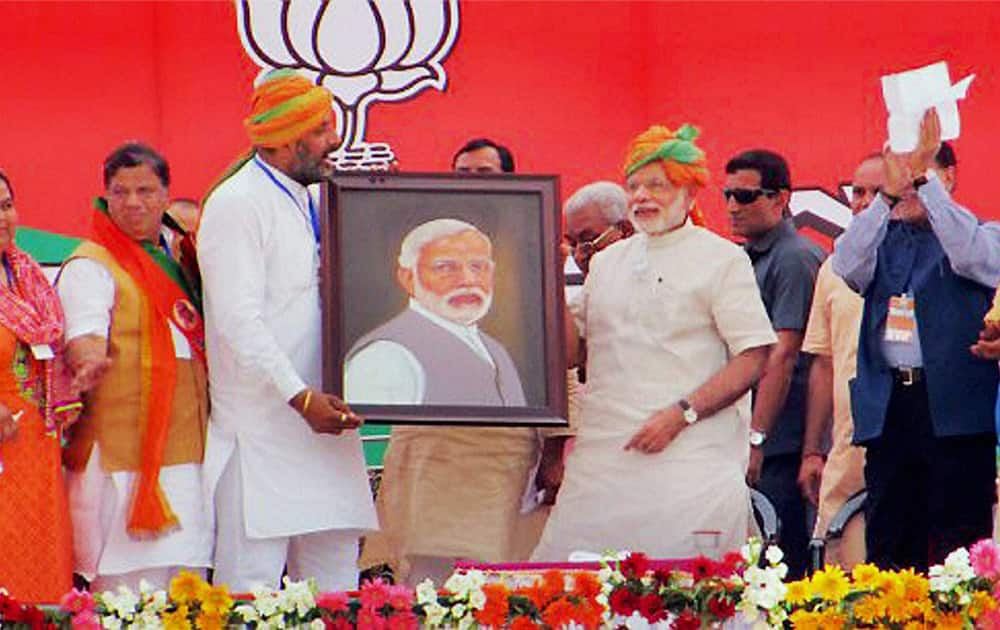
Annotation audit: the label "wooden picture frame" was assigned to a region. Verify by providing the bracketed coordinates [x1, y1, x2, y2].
[320, 172, 568, 427]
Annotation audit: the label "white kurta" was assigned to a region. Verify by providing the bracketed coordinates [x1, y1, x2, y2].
[58, 258, 212, 578]
[198, 157, 377, 539]
[532, 222, 777, 561]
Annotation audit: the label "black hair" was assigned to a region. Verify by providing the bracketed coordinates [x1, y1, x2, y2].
[935, 141, 957, 169]
[103, 142, 170, 188]
[452, 137, 515, 173]
[725, 149, 791, 191]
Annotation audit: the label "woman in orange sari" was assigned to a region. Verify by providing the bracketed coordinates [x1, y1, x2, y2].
[0, 169, 77, 602]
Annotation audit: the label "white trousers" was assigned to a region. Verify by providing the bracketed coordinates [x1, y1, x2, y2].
[213, 446, 361, 592]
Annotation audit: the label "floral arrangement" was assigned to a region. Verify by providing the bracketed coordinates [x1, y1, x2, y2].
[5, 538, 1000, 628]
[602, 538, 788, 629]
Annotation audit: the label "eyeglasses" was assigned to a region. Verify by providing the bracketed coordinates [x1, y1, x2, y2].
[567, 221, 634, 258]
[722, 187, 778, 204]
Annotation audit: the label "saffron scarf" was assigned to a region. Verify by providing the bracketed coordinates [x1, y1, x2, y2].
[91, 204, 205, 537]
[0, 246, 80, 434]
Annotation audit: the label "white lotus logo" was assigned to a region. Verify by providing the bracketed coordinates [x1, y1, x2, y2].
[236, 0, 460, 170]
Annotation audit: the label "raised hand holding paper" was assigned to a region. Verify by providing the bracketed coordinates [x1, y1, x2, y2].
[881, 61, 974, 152]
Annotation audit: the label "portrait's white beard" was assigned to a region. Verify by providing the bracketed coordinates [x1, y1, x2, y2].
[414, 276, 493, 326]
[631, 194, 689, 235]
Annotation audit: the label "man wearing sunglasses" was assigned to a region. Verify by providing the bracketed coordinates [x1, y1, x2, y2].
[832, 109, 1000, 572]
[797, 153, 886, 570]
[725, 149, 826, 579]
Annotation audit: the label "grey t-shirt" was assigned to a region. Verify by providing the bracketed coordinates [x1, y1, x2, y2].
[745, 218, 827, 456]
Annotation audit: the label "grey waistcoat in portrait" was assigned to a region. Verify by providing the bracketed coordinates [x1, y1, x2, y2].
[347, 308, 527, 406]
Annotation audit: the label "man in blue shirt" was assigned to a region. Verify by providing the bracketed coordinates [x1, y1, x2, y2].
[832, 109, 1000, 572]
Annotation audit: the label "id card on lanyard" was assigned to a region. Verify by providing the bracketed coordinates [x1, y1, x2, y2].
[253, 156, 321, 247]
[885, 293, 917, 343]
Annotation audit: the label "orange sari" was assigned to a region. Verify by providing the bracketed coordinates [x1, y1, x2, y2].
[0, 324, 73, 603]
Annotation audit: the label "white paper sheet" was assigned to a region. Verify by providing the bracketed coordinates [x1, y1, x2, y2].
[881, 61, 974, 152]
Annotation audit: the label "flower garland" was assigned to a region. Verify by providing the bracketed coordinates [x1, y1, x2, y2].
[4, 538, 1000, 628]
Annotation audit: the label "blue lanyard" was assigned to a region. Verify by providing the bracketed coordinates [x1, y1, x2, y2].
[253, 155, 321, 244]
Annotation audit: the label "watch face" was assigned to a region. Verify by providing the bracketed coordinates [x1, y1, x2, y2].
[749, 431, 765, 446]
[683, 408, 698, 424]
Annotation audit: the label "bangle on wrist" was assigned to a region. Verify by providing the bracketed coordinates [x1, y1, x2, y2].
[302, 390, 313, 414]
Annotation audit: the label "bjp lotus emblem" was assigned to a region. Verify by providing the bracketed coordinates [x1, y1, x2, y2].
[236, 0, 460, 171]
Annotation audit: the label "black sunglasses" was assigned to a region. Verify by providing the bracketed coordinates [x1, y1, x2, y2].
[722, 187, 779, 204]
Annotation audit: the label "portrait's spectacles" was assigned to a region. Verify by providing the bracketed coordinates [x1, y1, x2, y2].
[722, 187, 778, 204]
[851, 185, 881, 199]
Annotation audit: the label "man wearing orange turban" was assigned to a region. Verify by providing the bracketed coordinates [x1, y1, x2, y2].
[199, 69, 377, 590]
[532, 124, 777, 560]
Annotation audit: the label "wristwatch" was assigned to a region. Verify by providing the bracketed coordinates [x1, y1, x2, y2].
[749, 428, 767, 448]
[677, 399, 699, 424]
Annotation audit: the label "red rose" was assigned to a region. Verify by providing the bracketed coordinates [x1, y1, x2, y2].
[671, 609, 701, 630]
[621, 552, 650, 578]
[707, 596, 736, 620]
[637, 593, 667, 622]
[608, 588, 640, 616]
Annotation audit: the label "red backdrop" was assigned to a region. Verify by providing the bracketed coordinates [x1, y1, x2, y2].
[1, 1, 997, 238]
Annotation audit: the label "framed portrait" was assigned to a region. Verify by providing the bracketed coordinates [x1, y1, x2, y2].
[320, 172, 568, 427]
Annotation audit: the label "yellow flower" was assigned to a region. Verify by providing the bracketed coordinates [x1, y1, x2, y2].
[170, 570, 210, 604]
[784, 579, 812, 606]
[851, 563, 881, 591]
[897, 568, 929, 602]
[970, 590, 997, 618]
[810, 565, 850, 602]
[162, 605, 192, 630]
[789, 609, 821, 630]
[852, 594, 881, 624]
[933, 611, 966, 630]
[200, 585, 234, 616]
[875, 571, 905, 599]
[881, 589, 910, 624]
[814, 609, 846, 628]
[195, 611, 226, 630]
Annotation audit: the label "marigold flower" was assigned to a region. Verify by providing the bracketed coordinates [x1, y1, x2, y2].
[810, 565, 850, 602]
[161, 605, 192, 630]
[169, 570, 210, 605]
[851, 563, 881, 590]
[852, 594, 881, 624]
[472, 583, 510, 627]
[782, 579, 811, 606]
[570, 572, 602, 598]
[195, 610, 226, 630]
[200, 585, 233, 616]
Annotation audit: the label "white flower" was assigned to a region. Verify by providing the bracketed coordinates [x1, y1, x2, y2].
[416, 579, 439, 605]
[444, 572, 472, 595]
[623, 611, 652, 629]
[423, 602, 447, 626]
[764, 545, 784, 565]
[741, 565, 787, 611]
[450, 603, 467, 618]
[307, 620, 326, 630]
[101, 616, 123, 630]
[467, 587, 486, 609]
[235, 604, 260, 622]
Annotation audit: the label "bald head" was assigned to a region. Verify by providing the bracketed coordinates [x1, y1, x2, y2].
[850, 155, 887, 214]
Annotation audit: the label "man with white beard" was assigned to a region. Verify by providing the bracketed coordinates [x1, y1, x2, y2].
[532, 124, 776, 561]
[345, 218, 525, 405]
[347, 218, 540, 586]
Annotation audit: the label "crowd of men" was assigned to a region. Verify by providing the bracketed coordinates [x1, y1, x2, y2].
[4, 68, 1000, 598]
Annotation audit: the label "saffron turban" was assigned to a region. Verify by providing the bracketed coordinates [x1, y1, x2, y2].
[623, 123, 711, 226]
[244, 69, 333, 148]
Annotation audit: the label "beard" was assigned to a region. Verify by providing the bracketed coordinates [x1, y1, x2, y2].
[414, 276, 493, 326]
[289, 142, 334, 185]
[630, 193, 689, 235]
